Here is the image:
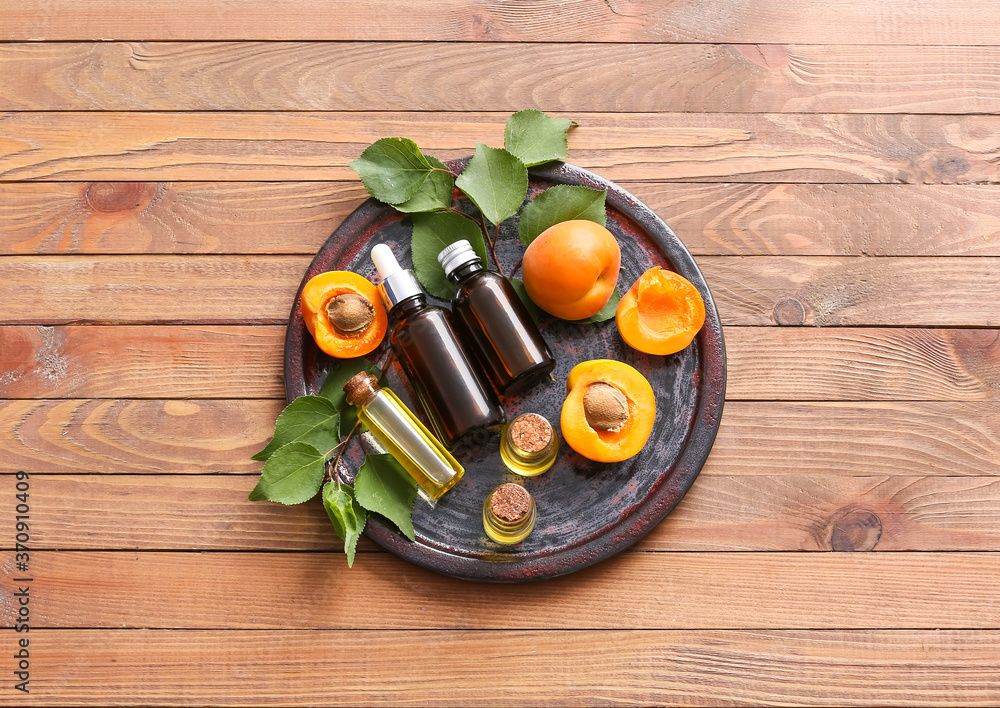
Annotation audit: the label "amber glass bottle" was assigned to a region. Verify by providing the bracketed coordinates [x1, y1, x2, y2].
[438, 240, 555, 394]
[372, 244, 505, 449]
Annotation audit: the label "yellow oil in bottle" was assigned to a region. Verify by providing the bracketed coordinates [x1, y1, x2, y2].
[499, 413, 558, 477]
[346, 374, 463, 502]
[483, 483, 536, 544]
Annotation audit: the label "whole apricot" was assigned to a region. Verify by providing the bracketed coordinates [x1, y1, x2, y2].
[560, 359, 655, 463]
[521, 220, 621, 320]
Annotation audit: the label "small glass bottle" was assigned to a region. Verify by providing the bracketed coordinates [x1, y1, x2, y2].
[343, 372, 464, 501]
[483, 483, 537, 544]
[438, 240, 556, 394]
[372, 244, 505, 449]
[500, 413, 559, 477]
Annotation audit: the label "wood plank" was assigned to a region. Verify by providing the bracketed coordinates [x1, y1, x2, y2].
[4, 0, 1000, 45]
[4, 182, 1000, 257]
[4, 400, 998, 478]
[7, 42, 1000, 114]
[0, 400, 274, 474]
[699, 256, 1000, 327]
[726, 328, 1000, 401]
[0, 255, 311, 325]
[0, 326, 285, 399]
[5, 473, 1000, 552]
[3, 551, 999, 629]
[1, 326, 997, 400]
[0, 181, 367, 255]
[4, 629, 997, 707]
[3, 255, 1000, 327]
[4, 112, 1000, 183]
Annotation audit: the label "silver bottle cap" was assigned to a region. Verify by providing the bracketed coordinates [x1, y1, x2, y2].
[371, 244, 423, 310]
[437, 240, 481, 281]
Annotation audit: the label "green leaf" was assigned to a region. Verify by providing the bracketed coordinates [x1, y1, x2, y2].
[455, 143, 528, 226]
[411, 211, 489, 299]
[318, 358, 380, 410]
[393, 155, 455, 213]
[574, 287, 621, 324]
[508, 277, 539, 324]
[354, 453, 418, 541]
[518, 185, 607, 246]
[504, 109, 576, 167]
[323, 481, 367, 567]
[349, 137, 437, 206]
[252, 396, 341, 462]
[248, 442, 326, 505]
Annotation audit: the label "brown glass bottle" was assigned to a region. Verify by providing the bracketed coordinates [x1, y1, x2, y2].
[438, 240, 555, 394]
[373, 244, 504, 449]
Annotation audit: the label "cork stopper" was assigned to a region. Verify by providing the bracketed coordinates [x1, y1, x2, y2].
[509, 413, 552, 453]
[489, 483, 531, 522]
[343, 371, 378, 406]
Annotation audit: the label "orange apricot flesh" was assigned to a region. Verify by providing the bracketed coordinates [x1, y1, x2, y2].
[616, 267, 706, 356]
[560, 359, 656, 463]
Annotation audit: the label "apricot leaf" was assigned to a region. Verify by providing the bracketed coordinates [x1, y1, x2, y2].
[509, 277, 540, 324]
[393, 155, 455, 213]
[252, 396, 341, 462]
[323, 481, 367, 567]
[576, 288, 621, 324]
[505, 109, 576, 167]
[354, 453, 418, 541]
[455, 143, 528, 226]
[248, 442, 326, 504]
[350, 137, 438, 206]
[411, 211, 489, 299]
[518, 185, 607, 245]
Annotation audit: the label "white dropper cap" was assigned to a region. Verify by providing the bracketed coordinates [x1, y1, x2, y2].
[370, 243, 423, 310]
[371, 243, 402, 279]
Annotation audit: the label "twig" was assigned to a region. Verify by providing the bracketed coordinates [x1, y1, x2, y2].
[327, 418, 363, 485]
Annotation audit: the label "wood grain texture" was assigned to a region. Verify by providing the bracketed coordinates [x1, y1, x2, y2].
[5, 1, 1000, 44]
[0, 400, 274, 474]
[4, 112, 1000, 183]
[0, 326, 285, 399]
[726, 328, 1000, 401]
[5, 182, 1000, 257]
[3, 551, 999, 629]
[0, 255, 310, 324]
[700, 256, 1000, 327]
[1, 629, 996, 707]
[0, 181, 368, 255]
[2, 326, 997, 400]
[3, 400, 997, 478]
[6, 42, 1000, 113]
[3, 255, 999, 327]
[5, 473, 1000, 552]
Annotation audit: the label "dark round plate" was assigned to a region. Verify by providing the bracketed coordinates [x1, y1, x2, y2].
[284, 160, 726, 582]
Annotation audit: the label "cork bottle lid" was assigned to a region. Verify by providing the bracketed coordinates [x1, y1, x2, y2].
[343, 371, 379, 406]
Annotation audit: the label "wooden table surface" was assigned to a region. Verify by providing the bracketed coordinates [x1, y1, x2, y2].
[2, 2, 1000, 706]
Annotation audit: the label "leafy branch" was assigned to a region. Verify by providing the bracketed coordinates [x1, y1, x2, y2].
[249, 354, 415, 567]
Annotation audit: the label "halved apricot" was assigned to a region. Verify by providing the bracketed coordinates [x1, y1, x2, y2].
[560, 359, 656, 463]
[616, 267, 705, 355]
[301, 271, 387, 358]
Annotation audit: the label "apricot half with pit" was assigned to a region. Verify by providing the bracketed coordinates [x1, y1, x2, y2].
[560, 359, 656, 463]
[521, 220, 621, 321]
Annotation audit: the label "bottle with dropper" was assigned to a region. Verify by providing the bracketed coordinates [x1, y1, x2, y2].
[438, 240, 555, 394]
[372, 244, 505, 449]
[343, 371, 463, 502]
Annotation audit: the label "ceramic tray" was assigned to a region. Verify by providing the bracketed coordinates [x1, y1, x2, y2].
[284, 160, 726, 582]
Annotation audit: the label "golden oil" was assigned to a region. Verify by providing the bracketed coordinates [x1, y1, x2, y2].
[500, 413, 558, 477]
[483, 483, 536, 544]
[345, 373, 464, 501]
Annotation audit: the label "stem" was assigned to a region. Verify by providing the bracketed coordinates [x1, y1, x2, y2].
[327, 418, 363, 485]
[432, 167, 461, 178]
[510, 257, 523, 277]
[490, 222, 506, 277]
